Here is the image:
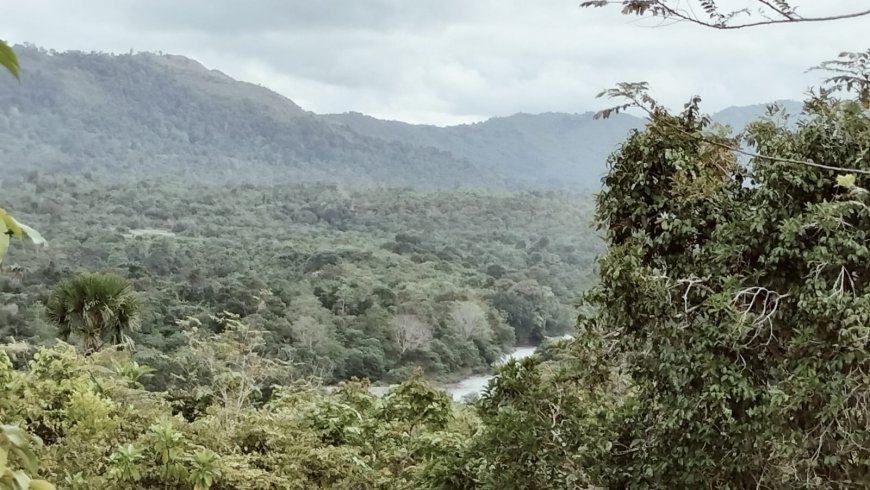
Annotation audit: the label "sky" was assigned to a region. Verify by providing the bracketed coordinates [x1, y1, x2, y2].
[1, 1, 867, 126]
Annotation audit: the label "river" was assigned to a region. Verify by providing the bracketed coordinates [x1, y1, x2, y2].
[367, 336, 569, 401]
[440, 345, 539, 400]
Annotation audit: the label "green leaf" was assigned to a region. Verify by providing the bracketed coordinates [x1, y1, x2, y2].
[11, 469, 31, 490]
[0, 40, 19, 80]
[0, 210, 47, 266]
[836, 173, 856, 189]
[0, 425, 28, 449]
[11, 445, 39, 475]
[29, 480, 56, 490]
[0, 233, 8, 267]
[11, 218, 47, 247]
[0, 209, 22, 236]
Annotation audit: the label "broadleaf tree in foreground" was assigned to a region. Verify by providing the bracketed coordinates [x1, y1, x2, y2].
[460, 4, 870, 486]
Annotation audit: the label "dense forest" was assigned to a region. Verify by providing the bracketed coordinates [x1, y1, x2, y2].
[0, 176, 601, 388]
[4, 1, 870, 488]
[7, 85, 870, 488]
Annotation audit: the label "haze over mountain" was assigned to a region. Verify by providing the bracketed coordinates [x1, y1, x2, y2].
[0, 45, 799, 188]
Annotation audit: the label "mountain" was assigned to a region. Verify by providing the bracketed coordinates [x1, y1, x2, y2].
[324, 102, 806, 187]
[712, 100, 804, 132]
[323, 111, 644, 188]
[0, 45, 802, 189]
[0, 45, 490, 187]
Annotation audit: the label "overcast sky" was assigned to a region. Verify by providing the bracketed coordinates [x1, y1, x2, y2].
[1, 1, 867, 125]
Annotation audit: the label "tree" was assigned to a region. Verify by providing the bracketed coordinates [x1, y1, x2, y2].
[580, 1, 870, 29]
[289, 315, 327, 351]
[46, 272, 141, 354]
[567, 82, 870, 486]
[172, 313, 289, 438]
[392, 314, 432, 354]
[447, 301, 491, 340]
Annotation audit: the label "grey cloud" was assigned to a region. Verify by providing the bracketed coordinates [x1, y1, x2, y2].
[117, 0, 485, 35]
[1, 0, 866, 125]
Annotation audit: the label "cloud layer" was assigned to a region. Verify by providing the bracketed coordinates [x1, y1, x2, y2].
[2, 1, 866, 125]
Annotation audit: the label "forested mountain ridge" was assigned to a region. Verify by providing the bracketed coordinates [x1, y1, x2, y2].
[324, 102, 805, 186]
[0, 45, 800, 189]
[0, 45, 491, 187]
[324, 110, 645, 187]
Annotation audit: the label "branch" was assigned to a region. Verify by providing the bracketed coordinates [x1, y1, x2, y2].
[700, 129, 870, 176]
[755, 0, 796, 20]
[595, 83, 870, 175]
[699, 9, 870, 30]
[580, 1, 870, 29]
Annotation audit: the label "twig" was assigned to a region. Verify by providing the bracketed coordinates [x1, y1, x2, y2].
[581, 1, 870, 29]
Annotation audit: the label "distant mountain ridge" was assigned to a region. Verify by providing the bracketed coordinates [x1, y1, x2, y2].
[324, 100, 806, 187]
[0, 46, 489, 187]
[323, 111, 645, 187]
[0, 45, 801, 188]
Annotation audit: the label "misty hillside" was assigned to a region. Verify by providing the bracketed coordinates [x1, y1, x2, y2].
[325, 103, 805, 186]
[712, 100, 804, 131]
[0, 46, 800, 188]
[0, 46, 489, 187]
[324, 111, 645, 187]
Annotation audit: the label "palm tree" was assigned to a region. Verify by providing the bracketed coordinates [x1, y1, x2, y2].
[47, 272, 141, 354]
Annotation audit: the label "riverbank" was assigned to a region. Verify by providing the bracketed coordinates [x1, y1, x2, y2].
[366, 335, 572, 401]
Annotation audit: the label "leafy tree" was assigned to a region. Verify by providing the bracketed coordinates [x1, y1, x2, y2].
[171, 313, 290, 437]
[46, 272, 141, 354]
[562, 74, 870, 486]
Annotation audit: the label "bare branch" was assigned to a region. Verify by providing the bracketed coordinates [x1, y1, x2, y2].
[580, 1, 870, 29]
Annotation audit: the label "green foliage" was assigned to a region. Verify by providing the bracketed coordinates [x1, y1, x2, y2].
[394, 78, 870, 490]
[0, 422, 55, 490]
[381, 368, 453, 431]
[13, 24, 870, 490]
[2, 181, 599, 386]
[0, 340, 474, 489]
[147, 422, 185, 481]
[0, 41, 19, 80]
[556, 91, 870, 487]
[46, 272, 141, 353]
[0, 209, 46, 267]
[188, 448, 219, 490]
[107, 444, 144, 483]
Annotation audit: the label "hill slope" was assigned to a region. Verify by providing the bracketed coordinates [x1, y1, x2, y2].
[0, 46, 489, 187]
[324, 111, 645, 187]
[324, 102, 804, 188]
[0, 46, 802, 188]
